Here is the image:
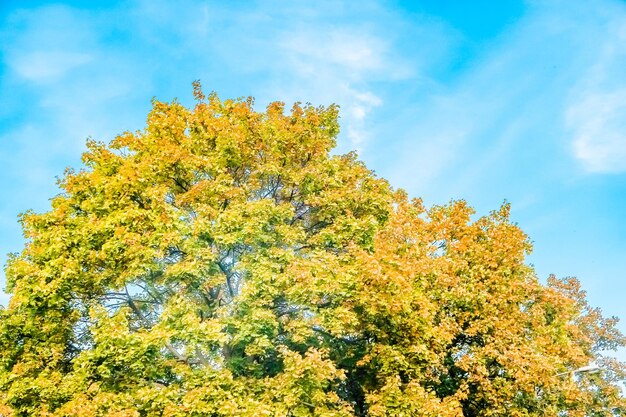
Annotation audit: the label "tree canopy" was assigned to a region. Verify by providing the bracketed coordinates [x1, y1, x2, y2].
[1, 84, 625, 416]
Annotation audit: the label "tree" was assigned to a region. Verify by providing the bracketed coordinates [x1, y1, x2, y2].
[1, 84, 624, 416]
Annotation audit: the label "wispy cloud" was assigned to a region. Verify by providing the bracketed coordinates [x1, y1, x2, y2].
[281, 29, 387, 75]
[9, 51, 93, 83]
[239, 4, 432, 152]
[564, 13, 626, 173]
[568, 89, 626, 173]
[2, 5, 96, 84]
[368, 0, 626, 205]
[267, 25, 393, 151]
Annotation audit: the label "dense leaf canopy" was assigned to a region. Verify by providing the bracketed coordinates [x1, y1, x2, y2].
[1, 84, 625, 416]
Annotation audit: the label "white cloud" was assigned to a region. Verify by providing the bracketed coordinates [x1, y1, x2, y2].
[263, 7, 445, 152]
[281, 29, 387, 75]
[271, 27, 395, 148]
[568, 90, 626, 173]
[564, 14, 626, 173]
[2, 5, 97, 84]
[9, 51, 93, 83]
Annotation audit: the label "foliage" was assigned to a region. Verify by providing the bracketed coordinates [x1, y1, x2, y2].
[1, 84, 624, 416]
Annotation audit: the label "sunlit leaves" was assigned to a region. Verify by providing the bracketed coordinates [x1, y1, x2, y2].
[0, 86, 623, 416]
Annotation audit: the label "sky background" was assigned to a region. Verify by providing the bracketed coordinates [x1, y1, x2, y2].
[1, 0, 626, 363]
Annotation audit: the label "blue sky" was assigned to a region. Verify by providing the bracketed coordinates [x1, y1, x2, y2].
[1, 0, 626, 360]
